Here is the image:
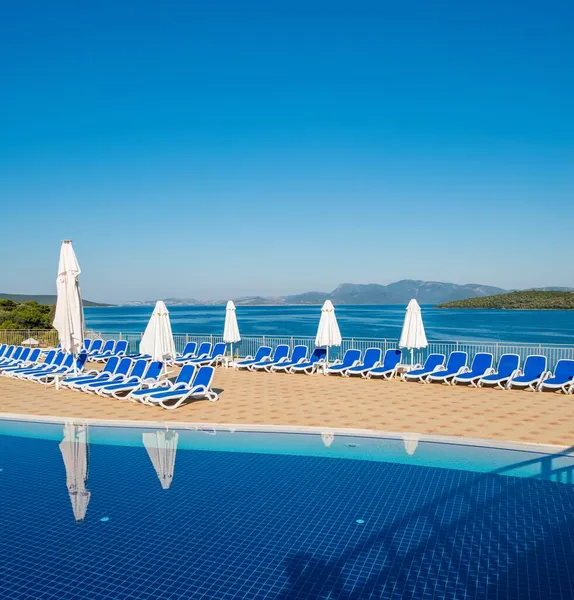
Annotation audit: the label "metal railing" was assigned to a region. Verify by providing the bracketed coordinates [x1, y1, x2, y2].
[1, 330, 573, 370]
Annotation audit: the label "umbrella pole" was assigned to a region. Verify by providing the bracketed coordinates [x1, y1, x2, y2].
[410, 348, 414, 366]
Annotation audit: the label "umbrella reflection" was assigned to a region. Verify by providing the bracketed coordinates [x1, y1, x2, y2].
[59, 422, 90, 522]
[143, 430, 179, 490]
[402, 433, 420, 456]
[321, 432, 335, 448]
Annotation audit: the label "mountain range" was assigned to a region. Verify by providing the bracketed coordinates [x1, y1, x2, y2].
[0, 293, 110, 307]
[119, 280, 573, 307]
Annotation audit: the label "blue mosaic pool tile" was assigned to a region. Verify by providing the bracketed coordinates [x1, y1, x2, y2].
[0, 434, 573, 599]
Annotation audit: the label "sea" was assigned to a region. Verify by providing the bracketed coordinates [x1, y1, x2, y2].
[84, 305, 574, 346]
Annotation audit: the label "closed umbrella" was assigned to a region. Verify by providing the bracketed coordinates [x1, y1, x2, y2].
[315, 300, 342, 364]
[223, 300, 241, 360]
[143, 430, 179, 490]
[139, 301, 176, 364]
[59, 422, 90, 522]
[53, 240, 84, 357]
[399, 299, 428, 365]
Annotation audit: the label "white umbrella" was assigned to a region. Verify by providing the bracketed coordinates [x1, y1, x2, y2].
[315, 300, 342, 364]
[22, 338, 39, 346]
[143, 430, 179, 489]
[399, 299, 428, 365]
[59, 422, 90, 522]
[53, 240, 85, 356]
[223, 300, 241, 359]
[139, 301, 176, 363]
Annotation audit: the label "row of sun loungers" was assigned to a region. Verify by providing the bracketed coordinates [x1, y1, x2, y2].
[230, 344, 574, 393]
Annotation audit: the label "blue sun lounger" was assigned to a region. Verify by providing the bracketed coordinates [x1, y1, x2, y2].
[147, 366, 218, 409]
[101, 361, 163, 399]
[345, 348, 382, 377]
[366, 349, 402, 380]
[270, 345, 308, 373]
[133, 364, 196, 403]
[172, 342, 198, 365]
[79, 357, 133, 392]
[326, 349, 361, 376]
[0, 348, 41, 373]
[0, 346, 24, 366]
[177, 342, 212, 365]
[403, 354, 445, 382]
[506, 355, 547, 391]
[6, 350, 57, 378]
[251, 345, 290, 371]
[185, 343, 226, 367]
[61, 356, 122, 388]
[290, 348, 328, 374]
[31, 353, 88, 385]
[235, 346, 273, 370]
[452, 353, 494, 386]
[426, 352, 468, 384]
[91, 359, 152, 395]
[537, 359, 574, 393]
[477, 354, 520, 389]
[16, 351, 67, 379]
[86, 339, 104, 356]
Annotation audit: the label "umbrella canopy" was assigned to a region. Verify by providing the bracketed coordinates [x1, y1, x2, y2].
[139, 301, 176, 362]
[59, 422, 90, 522]
[22, 338, 39, 346]
[315, 300, 342, 348]
[399, 299, 428, 351]
[143, 430, 179, 489]
[223, 300, 241, 347]
[53, 241, 85, 355]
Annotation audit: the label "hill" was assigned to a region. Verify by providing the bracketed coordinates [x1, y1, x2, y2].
[0, 293, 111, 307]
[437, 290, 574, 310]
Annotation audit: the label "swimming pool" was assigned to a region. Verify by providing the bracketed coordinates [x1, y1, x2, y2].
[0, 417, 573, 599]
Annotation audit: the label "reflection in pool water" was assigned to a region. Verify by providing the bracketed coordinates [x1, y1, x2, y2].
[0, 419, 573, 599]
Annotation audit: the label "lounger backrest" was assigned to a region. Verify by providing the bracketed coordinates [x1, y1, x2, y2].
[62, 354, 75, 368]
[192, 366, 215, 390]
[423, 354, 445, 370]
[310, 348, 327, 363]
[100, 340, 115, 354]
[272, 345, 290, 361]
[18, 348, 31, 362]
[291, 345, 308, 362]
[3, 346, 15, 359]
[84, 339, 92, 351]
[362, 348, 382, 368]
[553, 359, 574, 380]
[115, 357, 133, 375]
[90, 339, 104, 353]
[382, 349, 402, 369]
[53, 352, 66, 366]
[181, 342, 197, 357]
[11, 347, 24, 361]
[445, 352, 467, 371]
[144, 361, 163, 380]
[27, 348, 41, 363]
[130, 359, 148, 379]
[470, 353, 493, 374]
[211, 343, 226, 358]
[254, 346, 273, 362]
[496, 354, 520, 377]
[176, 364, 196, 384]
[0, 344, 6, 356]
[343, 349, 361, 365]
[42, 350, 57, 366]
[197, 342, 212, 357]
[102, 356, 121, 374]
[523, 355, 547, 379]
[75, 352, 88, 370]
[114, 340, 128, 355]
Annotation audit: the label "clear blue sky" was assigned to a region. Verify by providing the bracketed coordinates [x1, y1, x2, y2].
[1, 0, 572, 302]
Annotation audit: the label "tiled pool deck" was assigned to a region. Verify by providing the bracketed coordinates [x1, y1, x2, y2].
[0, 368, 573, 446]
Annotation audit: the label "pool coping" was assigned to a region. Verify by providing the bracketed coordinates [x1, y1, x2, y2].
[1, 411, 571, 454]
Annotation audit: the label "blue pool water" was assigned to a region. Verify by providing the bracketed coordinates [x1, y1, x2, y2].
[85, 305, 574, 345]
[0, 419, 573, 599]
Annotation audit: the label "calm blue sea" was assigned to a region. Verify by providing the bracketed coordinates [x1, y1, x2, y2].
[85, 305, 574, 345]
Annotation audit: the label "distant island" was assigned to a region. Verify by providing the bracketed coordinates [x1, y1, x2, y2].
[437, 291, 574, 310]
[119, 280, 574, 307]
[0, 293, 111, 307]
